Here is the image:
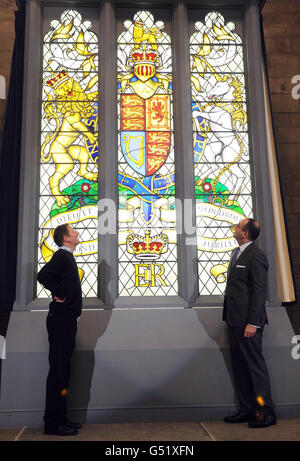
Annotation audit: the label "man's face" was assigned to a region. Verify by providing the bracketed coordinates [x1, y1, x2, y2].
[64, 225, 80, 247]
[233, 218, 249, 244]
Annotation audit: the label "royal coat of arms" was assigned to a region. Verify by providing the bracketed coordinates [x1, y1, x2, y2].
[117, 11, 177, 295]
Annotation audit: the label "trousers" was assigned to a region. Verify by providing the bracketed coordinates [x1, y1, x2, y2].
[44, 314, 77, 429]
[227, 326, 274, 414]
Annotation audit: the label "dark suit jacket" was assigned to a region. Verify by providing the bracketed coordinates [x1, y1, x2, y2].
[223, 242, 269, 327]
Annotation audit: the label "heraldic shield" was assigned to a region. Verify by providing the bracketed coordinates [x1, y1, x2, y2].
[120, 94, 171, 176]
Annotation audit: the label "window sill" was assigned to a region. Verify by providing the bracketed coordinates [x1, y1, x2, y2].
[13, 297, 105, 311]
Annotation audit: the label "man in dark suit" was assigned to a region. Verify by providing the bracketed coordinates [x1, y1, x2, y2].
[223, 218, 276, 428]
[37, 223, 83, 436]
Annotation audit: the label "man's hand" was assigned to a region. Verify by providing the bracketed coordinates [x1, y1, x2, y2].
[244, 324, 257, 338]
[54, 296, 66, 303]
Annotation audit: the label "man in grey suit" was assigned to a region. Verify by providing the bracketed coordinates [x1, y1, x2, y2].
[223, 218, 276, 428]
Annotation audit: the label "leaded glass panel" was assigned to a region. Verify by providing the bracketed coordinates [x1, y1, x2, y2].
[190, 11, 253, 295]
[37, 9, 99, 298]
[117, 10, 178, 296]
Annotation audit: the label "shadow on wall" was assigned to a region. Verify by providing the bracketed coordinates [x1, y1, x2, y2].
[67, 309, 112, 424]
[67, 256, 114, 424]
[191, 256, 236, 400]
[66, 258, 238, 422]
[0, 311, 11, 398]
[194, 307, 239, 413]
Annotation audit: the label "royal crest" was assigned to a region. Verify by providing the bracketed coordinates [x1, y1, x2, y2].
[118, 16, 172, 100]
[131, 49, 157, 82]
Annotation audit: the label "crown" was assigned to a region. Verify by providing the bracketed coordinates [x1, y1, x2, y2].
[131, 49, 157, 64]
[45, 70, 69, 89]
[126, 230, 168, 261]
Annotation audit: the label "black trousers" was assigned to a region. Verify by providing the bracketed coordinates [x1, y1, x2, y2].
[44, 314, 77, 429]
[227, 326, 274, 415]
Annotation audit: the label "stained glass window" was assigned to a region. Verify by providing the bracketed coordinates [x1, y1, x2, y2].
[38, 9, 99, 298]
[33, 5, 261, 304]
[190, 11, 253, 296]
[117, 10, 178, 296]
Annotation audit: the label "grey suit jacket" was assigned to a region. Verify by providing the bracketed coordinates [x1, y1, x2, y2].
[222, 242, 269, 327]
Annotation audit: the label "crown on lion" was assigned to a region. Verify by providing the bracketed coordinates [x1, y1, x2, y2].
[126, 230, 168, 261]
[45, 70, 69, 89]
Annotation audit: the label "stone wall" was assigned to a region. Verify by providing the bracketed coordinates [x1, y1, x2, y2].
[0, 0, 299, 322]
[262, 0, 300, 330]
[0, 0, 16, 139]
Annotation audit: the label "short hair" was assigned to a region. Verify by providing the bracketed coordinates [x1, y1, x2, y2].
[53, 223, 70, 247]
[242, 218, 260, 241]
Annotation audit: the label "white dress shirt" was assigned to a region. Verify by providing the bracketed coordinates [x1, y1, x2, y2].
[236, 241, 252, 260]
[59, 245, 74, 254]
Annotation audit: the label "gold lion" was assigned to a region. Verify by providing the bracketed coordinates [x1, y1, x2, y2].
[133, 21, 162, 51]
[41, 76, 98, 207]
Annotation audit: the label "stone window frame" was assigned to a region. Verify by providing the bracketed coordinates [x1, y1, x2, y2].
[13, 0, 280, 310]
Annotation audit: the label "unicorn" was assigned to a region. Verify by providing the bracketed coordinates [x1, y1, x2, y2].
[192, 76, 247, 206]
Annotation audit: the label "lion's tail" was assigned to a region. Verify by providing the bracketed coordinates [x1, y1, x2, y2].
[41, 132, 57, 163]
[40, 110, 60, 163]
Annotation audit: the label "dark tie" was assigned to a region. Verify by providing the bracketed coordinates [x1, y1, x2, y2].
[229, 247, 240, 271]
